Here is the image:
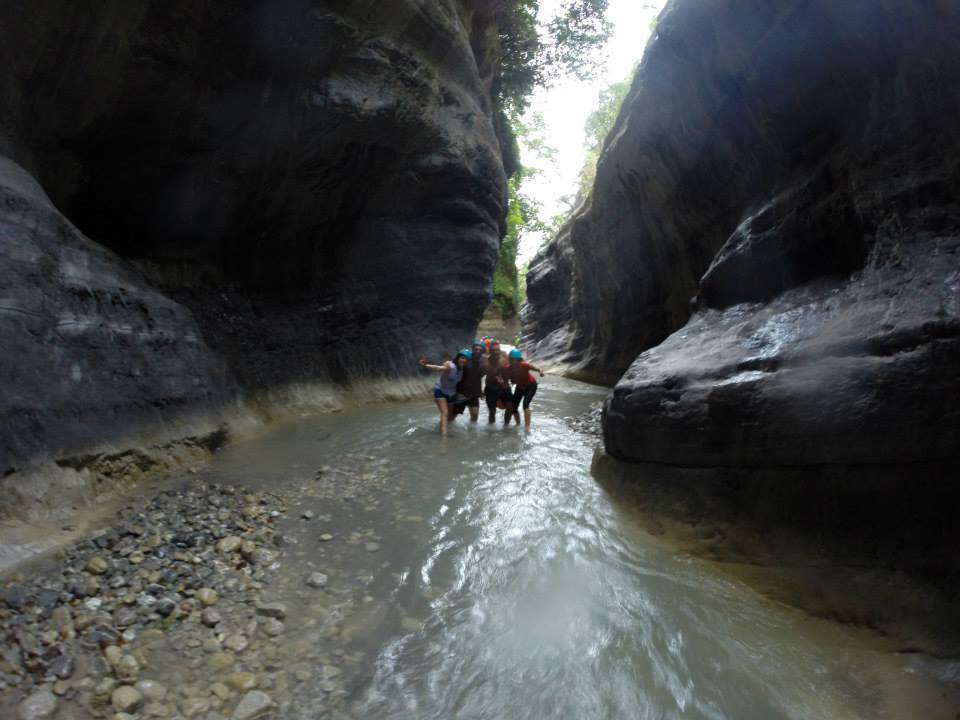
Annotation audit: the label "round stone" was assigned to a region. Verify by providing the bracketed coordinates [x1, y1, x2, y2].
[115, 654, 141, 680]
[114, 608, 138, 627]
[84, 576, 102, 596]
[206, 652, 236, 671]
[306, 572, 328, 588]
[104, 645, 123, 666]
[142, 701, 171, 718]
[224, 635, 248, 653]
[216, 536, 242, 553]
[223, 672, 257, 692]
[196, 588, 219, 607]
[154, 597, 177, 617]
[16, 689, 58, 720]
[253, 601, 287, 620]
[261, 618, 284, 637]
[94, 678, 118, 701]
[179, 696, 209, 716]
[201, 608, 223, 627]
[86, 556, 110, 575]
[233, 690, 272, 720]
[111, 686, 143, 713]
[134, 679, 168, 701]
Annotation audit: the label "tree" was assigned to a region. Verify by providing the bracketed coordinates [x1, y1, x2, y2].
[544, 0, 614, 82]
[495, 0, 612, 114]
[491, 175, 525, 318]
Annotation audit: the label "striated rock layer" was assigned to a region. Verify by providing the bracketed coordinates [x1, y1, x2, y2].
[0, 1, 509, 506]
[524, 0, 960, 468]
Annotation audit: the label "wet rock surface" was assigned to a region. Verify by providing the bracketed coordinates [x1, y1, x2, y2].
[0, 157, 232, 513]
[524, 0, 960, 469]
[0, 451, 418, 719]
[604, 244, 960, 467]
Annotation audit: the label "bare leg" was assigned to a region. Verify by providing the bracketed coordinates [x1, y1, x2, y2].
[469, 406, 479, 423]
[503, 403, 514, 426]
[524, 408, 532, 427]
[435, 398, 449, 436]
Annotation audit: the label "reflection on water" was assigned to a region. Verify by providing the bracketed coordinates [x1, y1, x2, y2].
[197, 377, 954, 719]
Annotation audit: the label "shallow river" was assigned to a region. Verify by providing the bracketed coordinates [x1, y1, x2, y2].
[179, 377, 951, 719]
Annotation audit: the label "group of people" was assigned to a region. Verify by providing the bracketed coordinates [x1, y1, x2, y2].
[419, 338, 545, 436]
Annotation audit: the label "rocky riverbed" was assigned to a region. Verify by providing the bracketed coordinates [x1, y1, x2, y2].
[0, 451, 414, 720]
[564, 402, 603, 439]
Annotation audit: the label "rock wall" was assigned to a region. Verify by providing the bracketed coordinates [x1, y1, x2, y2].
[524, 0, 960, 467]
[0, 1, 509, 501]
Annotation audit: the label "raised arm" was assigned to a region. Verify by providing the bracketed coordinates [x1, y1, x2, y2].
[419, 357, 450, 373]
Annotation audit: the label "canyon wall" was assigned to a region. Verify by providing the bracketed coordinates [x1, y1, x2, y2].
[0, 0, 509, 509]
[524, 0, 960, 467]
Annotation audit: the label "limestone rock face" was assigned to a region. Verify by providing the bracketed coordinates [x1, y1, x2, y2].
[0, 2, 507, 481]
[604, 250, 960, 466]
[0, 157, 231, 475]
[523, 0, 960, 466]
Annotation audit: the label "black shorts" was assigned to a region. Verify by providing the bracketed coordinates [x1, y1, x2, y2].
[512, 383, 538, 410]
[485, 385, 512, 409]
[452, 395, 481, 415]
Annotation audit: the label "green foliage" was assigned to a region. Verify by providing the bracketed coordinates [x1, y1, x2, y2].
[495, 0, 612, 114]
[544, 1, 614, 82]
[495, 1, 542, 116]
[584, 76, 632, 147]
[490, 110, 561, 317]
[491, 175, 524, 318]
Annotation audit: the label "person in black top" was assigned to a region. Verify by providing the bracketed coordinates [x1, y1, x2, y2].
[482, 340, 513, 424]
[451, 340, 486, 423]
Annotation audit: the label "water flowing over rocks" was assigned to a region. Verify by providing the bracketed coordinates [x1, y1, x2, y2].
[523, 0, 960, 468]
[0, 0, 510, 514]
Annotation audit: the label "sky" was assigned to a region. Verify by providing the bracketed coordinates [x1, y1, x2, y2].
[517, 0, 668, 265]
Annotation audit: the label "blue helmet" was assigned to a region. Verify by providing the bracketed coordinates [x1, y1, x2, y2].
[508, 348, 522, 360]
[458, 348, 473, 360]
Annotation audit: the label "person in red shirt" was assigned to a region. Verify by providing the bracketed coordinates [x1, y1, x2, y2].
[505, 348, 545, 428]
